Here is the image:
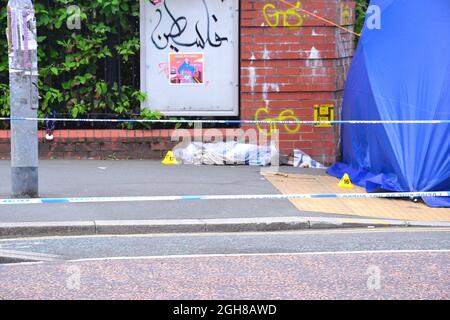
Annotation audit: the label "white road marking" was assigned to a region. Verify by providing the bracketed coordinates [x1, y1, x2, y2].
[67, 249, 450, 263]
[2, 249, 449, 268]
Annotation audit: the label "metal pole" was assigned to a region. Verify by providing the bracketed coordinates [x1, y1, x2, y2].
[7, 0, 39, 198]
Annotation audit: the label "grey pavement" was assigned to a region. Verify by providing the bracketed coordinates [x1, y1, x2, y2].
[0, 160, 356, 223]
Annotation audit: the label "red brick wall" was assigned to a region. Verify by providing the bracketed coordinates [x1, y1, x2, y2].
[240, 0, 355, 165]
[0, 130, 177, 160]
[0, 129, 247, 160]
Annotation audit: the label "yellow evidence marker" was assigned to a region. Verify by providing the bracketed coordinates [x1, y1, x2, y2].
[338, 173, 354, 189]
[162, 151, 178, 165]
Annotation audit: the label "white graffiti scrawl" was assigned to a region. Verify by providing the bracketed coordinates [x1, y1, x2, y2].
[151, 0, 229, 51]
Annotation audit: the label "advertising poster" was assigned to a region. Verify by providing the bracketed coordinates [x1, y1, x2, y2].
[169, 52, 204, 85]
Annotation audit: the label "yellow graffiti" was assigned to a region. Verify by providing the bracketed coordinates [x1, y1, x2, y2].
[341, 4, 351, 25]
[263, 1, 304, 27]
[255, 108, 301, 137]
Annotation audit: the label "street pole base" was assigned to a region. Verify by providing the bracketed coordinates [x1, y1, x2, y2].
[11, 167, 39, 198]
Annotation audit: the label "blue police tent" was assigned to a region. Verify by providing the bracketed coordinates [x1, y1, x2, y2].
[327, 0, 450, 207]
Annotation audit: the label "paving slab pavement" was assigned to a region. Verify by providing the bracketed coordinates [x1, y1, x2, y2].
[0, 160, 357, 223]
[266, 173, 450, 222]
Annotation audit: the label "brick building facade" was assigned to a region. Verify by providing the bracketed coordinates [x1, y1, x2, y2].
[0, 0, 356, 165]
[240, 0, 355, 164]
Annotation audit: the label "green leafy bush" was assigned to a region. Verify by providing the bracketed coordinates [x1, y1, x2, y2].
[355, 0, 369, 36]
[0, 0, 159, 122]
[0, 4, 8, 117]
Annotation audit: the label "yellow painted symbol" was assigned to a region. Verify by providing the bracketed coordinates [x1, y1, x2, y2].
[341, 4, 351, 25]
[162, 151, 178, 165]
[263, 1, 304, 28]
[314, 104, 335, 127]
[338, 173, 354, 189]
[255, 107, 301, 137]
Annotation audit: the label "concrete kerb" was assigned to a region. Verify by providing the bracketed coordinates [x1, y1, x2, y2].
[1, 217, 450, 239]
[0, 221, 96, 238]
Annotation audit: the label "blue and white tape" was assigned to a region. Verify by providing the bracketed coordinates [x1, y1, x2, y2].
[1, 191, 449, 206]
[0, 117, 449, 125]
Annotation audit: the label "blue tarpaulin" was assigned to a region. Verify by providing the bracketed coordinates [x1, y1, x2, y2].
[327, 0, 450, 207]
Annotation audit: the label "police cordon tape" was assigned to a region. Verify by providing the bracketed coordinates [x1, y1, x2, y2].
[1, 117, 450, 125]
[1, 191, 449, 206]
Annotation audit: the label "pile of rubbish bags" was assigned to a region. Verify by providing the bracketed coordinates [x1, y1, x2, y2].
[173, 142, 278, 166]
[173, 142, 325, 168]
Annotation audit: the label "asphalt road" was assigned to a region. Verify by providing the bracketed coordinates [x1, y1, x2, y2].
[1, 228, 450, 260]
[0, 228, 449, 299]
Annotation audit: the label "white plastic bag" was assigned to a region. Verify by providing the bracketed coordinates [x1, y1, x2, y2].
[173, 142, 278, 166]
[293, 149, 325, 168]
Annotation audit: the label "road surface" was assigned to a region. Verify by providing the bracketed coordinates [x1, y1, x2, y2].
[0, 228, 449, 299]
